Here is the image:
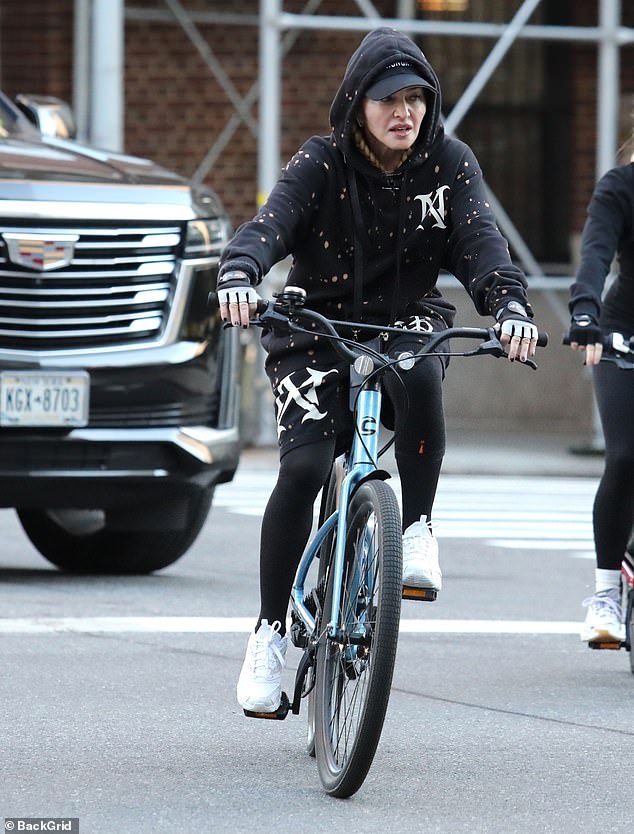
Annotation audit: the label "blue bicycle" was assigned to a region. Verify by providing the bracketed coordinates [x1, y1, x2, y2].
[250, 286, 546, 797]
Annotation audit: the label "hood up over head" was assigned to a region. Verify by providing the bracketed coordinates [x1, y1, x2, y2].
[329, 27, 443, 163]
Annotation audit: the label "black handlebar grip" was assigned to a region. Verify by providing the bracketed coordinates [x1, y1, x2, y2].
[537, 331, 548, 348]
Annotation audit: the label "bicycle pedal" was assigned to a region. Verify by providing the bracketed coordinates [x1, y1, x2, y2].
[243, 691, 291, 720]
[402, 585, 437, 602]
[588, 640, 624, 651]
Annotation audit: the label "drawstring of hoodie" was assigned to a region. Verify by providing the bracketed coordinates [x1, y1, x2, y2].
[347, 166, 409, 326]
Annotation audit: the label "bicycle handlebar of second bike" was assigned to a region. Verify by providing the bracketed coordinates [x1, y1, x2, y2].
[562, 330, 634, 369]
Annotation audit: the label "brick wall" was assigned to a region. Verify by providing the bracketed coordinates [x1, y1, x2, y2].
[0, 0, 74, 97]
[123, 0, 395, 226]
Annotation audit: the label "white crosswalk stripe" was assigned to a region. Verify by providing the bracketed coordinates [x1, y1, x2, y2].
[215, 470, 598, 554]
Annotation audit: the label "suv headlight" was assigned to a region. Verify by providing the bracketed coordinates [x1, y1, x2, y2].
[184, 218, 228, 258]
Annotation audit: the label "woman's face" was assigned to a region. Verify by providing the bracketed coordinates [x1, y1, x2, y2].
[361, 87, 427, 168]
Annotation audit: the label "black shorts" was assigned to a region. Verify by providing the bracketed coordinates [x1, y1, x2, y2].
[262, 318, 449, 459]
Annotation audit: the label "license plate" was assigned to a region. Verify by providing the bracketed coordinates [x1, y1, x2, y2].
[0, 371, 89, 427]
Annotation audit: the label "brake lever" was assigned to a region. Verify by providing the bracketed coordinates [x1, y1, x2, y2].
[475, 337, 507, 358]
[249, 306, 306, 337]
[469, 337, 538, 370]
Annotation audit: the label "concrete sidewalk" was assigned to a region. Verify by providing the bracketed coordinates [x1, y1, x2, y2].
[239, 430, 605, 478]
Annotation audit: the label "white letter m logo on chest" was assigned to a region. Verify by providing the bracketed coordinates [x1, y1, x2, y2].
[415, 185, 450, 230]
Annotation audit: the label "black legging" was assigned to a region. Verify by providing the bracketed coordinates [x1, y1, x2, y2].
[258, 355, 446, 631]
[592, 360, 634, 570]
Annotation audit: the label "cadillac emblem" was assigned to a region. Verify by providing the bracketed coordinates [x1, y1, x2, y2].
[3, 232, 79, 271]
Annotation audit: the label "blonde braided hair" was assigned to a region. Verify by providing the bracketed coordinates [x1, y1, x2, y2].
[353, 125, 411, 173]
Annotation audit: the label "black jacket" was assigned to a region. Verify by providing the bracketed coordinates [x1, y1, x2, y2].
[219, 27, 530, 328]
[570, 162, 634, 333]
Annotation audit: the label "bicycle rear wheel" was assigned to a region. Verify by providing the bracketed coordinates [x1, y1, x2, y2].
[314, 479, 402, 797]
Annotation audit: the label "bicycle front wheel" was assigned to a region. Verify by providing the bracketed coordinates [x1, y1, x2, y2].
[314, 479, 402, 797]
[626, 590, 634, 675]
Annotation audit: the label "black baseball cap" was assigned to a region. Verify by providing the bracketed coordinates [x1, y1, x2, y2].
[366, 62, 434, 101]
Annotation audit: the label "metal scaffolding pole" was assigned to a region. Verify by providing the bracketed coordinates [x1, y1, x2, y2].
[259, 0, 282, 210]
[587, 0, 622, 451]
[73, 0, 91, 143]
[89, 0, 124, 152]
[597, 0, 620, 179]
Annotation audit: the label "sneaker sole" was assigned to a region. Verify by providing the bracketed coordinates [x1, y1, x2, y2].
[402, 577, 441, 591]
[582, 628, 624, 648]
[243, 692, 290, 720]
[237, 693, 281, 712]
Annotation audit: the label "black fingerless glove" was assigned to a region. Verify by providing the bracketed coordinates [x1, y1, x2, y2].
[566, 313, 602, 346]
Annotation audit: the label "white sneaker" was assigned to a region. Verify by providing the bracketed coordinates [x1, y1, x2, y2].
[237, 619, 288, 712]
[402, 516, 441, 592]
[580, 590, 624, 644]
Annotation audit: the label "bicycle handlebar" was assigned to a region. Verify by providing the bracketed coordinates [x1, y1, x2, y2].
[252, 292, 547, 368]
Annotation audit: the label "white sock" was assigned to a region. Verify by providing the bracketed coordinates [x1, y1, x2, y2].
[595, 568, 621, 595]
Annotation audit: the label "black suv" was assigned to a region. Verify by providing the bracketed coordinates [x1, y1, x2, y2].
[0, 91, 240, 573]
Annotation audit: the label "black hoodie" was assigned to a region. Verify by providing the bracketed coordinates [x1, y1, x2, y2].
[219, 27, 530, 328]
[569, 163, 634, 332]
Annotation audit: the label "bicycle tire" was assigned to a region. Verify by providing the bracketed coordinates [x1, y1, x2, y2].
[306, 459, 343, 757]
[314, 479, 402, 797]
[626, 590, 634, 675]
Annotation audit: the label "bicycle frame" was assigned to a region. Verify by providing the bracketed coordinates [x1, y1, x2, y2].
[268, 299, 543, 645]
[291, 351, 385, 641]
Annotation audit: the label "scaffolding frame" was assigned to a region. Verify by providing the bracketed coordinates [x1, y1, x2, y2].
[257, 0, 628, 287]
[118, 0, 631, 287]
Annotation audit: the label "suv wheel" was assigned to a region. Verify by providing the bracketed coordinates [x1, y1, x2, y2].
[16, 488, 214, 574]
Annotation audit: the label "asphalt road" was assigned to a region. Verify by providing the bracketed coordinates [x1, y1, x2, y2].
[1, 464, 633, 834]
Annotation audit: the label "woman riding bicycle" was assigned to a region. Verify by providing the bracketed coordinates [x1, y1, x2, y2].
[567, 142, 634, 646]
[217, 27, 540, 713]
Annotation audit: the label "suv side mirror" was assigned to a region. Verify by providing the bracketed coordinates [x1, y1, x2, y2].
[14, 94, 77, 139]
